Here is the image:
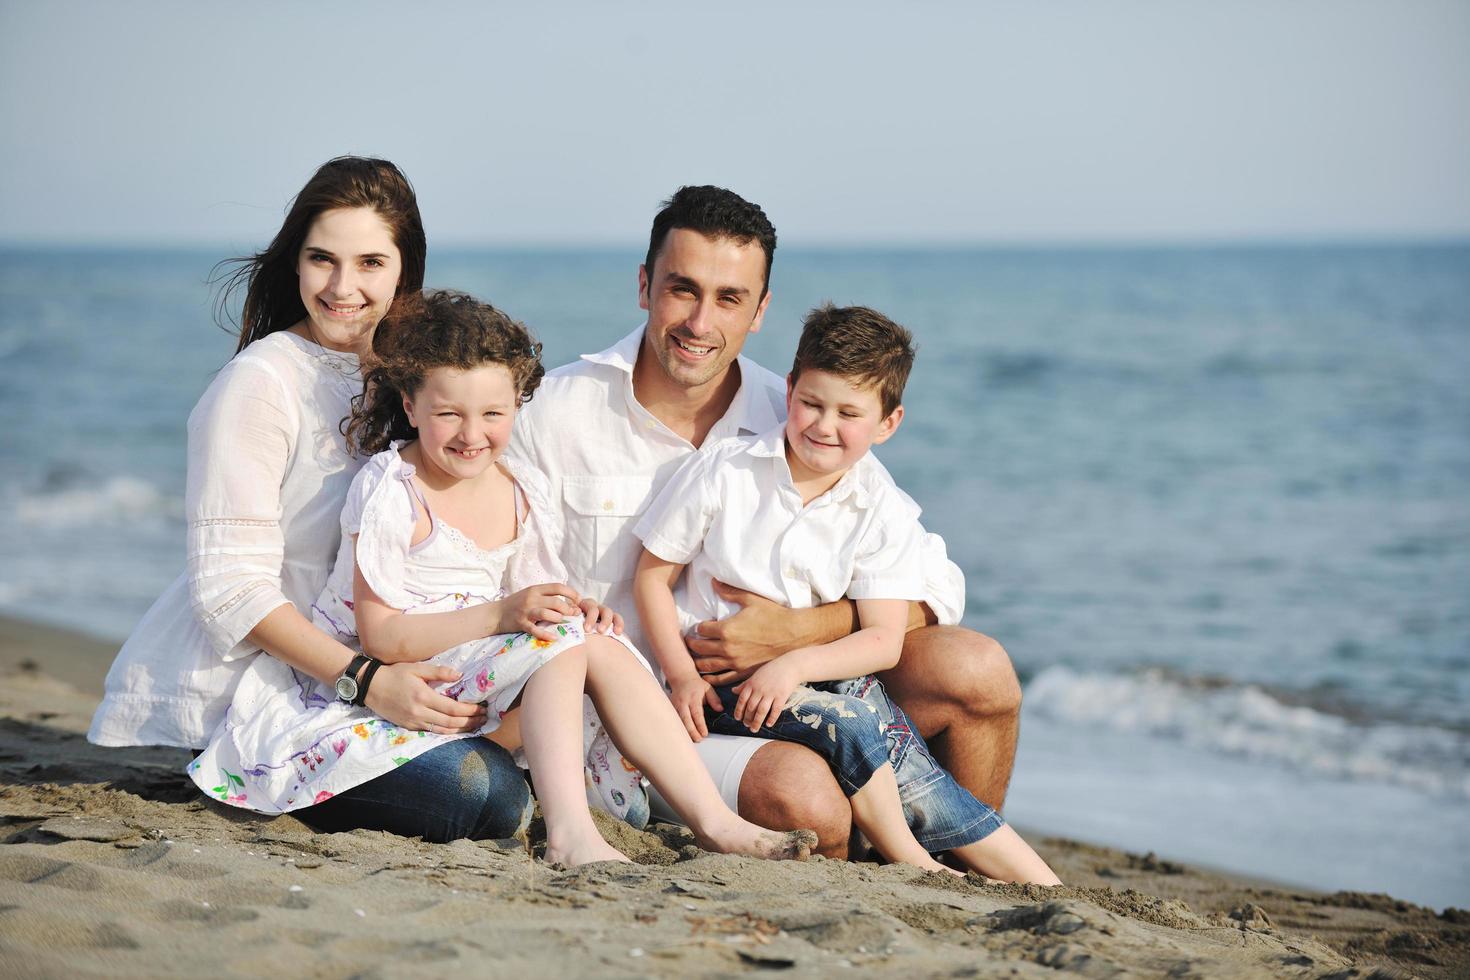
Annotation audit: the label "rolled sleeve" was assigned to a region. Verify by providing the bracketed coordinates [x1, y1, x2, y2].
[633, 452, 716, 565]
[184, 356, 297, 660]
[848, 511, 929, 604]
[918, 531, 966, 626]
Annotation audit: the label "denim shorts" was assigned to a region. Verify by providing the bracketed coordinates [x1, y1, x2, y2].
[708, 675, 1004, 852]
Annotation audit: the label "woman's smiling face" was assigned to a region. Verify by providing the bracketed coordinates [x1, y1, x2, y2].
[295, 207, 402, 356]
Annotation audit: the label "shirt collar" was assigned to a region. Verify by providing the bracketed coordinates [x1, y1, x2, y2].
[746, 423, 877, 508]
[581, 323, 781, 438]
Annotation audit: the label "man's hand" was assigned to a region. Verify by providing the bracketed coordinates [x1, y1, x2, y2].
[687, 580, 804, 683]
[730, 658, 802, 733]
[668, 673, 721, 741]
[365, 662, 488, 734]
[577, 597, 624, 635]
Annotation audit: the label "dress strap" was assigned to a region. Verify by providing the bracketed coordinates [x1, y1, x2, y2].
[402, 474, 434, 525]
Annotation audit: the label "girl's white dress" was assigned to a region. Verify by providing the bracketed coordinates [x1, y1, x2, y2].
[188, 443, 648, 822]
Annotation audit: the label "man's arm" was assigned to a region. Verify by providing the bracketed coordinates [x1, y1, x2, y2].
[686, 579, 937, 683]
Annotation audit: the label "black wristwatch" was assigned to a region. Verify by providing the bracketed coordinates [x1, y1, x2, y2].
[335, 654, 374, 705]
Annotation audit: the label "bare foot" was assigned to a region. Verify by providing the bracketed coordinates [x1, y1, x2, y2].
[544, 832, 632, 868]
[694, 816, 818, 861]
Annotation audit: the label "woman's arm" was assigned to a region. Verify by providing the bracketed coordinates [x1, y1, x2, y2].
[246, 603, 487, 734]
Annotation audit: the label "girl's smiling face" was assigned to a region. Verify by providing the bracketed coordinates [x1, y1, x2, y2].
[295, 207, 402, 356]
[402, 363, 519, 484]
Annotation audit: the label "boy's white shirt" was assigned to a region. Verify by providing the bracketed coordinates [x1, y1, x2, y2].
[634, 425, 929, 677]
[506, 324, 965, 660]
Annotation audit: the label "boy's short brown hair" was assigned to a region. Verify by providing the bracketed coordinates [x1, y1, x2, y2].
[789, 304, 914, 416]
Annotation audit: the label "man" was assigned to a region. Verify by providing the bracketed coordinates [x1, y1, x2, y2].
[509, 186, 1021, 855]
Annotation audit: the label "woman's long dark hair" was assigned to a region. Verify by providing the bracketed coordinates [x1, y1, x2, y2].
[214, 156, 427, 353]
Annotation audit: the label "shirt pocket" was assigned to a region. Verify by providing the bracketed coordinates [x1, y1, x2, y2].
[561, 474, 659, 585]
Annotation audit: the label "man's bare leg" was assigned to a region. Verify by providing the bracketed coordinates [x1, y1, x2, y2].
[736, 741, 852, 858]
[877, 626, 1021, 811]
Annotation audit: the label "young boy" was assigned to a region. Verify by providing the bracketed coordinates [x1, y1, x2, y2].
[633, 305, 1059, 883]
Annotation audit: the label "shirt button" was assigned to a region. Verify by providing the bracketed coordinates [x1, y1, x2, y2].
[786, 567, 799, 578]
[644, 419, 657, 429]
[603, 500, 615, 511]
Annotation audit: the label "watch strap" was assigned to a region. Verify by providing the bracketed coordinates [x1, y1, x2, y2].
[354, 657, 384, 707]
[337, 654, 372, 702]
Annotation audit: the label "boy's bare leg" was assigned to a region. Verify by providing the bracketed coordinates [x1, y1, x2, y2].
[849, 763, 959, 875]
[878, 626, 1021, 810]
[951, 826, 1062, 885]
[736, 742, 853, 858]
[582, 637, 815, 861]
[519, 647, 630, 867]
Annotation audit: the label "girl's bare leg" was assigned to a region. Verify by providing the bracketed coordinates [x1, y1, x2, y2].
[582, 636, 815, 861]
[518, 646, 629, 867]
[849, 763, 960, 876]
[950, 827, 1062, 885]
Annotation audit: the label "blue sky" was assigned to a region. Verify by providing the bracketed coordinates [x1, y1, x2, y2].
[2, 0, 1466, 245]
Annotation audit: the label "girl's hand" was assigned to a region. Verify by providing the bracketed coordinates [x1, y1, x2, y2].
[668, 673, 722, 742]
[364, 662, 488, 734]
[731, 659, 802, 733]
[498, 583, 581, 641]
[578, 597, 624, 635]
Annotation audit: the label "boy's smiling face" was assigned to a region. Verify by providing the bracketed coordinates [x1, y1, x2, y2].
[784, 368, 904, 485]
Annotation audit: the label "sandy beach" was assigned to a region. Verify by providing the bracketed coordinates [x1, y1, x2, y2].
[0, 615, 1464, 978]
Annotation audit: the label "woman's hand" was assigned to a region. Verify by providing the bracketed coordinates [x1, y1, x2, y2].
[496, 583, 581, 641]
[363, 662, 488, 734]
[730, 658, 803, 733]
[578, 597, 624, 635]
[667, 672, 722, 742]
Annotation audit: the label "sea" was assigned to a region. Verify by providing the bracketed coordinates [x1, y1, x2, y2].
[1, 243, 1466, 909]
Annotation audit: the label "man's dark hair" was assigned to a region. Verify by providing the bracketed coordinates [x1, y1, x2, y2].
[790, 304, 915, 417]
[643, 185, 777, 298]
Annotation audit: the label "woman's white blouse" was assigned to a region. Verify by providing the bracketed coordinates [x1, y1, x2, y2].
[89, 331, 365, 748]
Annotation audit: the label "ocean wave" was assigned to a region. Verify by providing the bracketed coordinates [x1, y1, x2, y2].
[13, 475, 181, 528]
[1023, 666, 1470, 799]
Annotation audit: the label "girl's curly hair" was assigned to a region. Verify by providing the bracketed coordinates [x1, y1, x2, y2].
[343, 290, 545, 457]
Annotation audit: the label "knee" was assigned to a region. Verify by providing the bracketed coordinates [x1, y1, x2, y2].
[739, 745, 851, 857]
[459, 741, 532, 841]
[928, 628, 1022, 717]
[969, 632, 1023, 715]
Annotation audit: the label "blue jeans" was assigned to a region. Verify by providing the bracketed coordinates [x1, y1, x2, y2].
[708, 675, 1004, 852]
[298, 738, 533, 843]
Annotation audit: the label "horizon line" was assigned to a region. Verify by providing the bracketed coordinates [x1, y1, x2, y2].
[3, 233, 1470, 253]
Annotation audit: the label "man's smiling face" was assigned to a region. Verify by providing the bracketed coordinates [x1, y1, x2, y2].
[638, 228, 771, 392]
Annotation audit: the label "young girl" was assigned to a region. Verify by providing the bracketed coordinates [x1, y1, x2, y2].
[190, 290, 816, 867]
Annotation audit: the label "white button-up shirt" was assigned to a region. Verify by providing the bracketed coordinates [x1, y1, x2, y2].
[635, 425, 929, 637]
[508, 325, 964, 656]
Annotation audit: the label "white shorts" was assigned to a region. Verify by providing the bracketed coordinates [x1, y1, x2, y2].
[647, 732, 765, 824]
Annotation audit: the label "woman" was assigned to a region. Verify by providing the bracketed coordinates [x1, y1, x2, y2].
[89, 156, 532, 842]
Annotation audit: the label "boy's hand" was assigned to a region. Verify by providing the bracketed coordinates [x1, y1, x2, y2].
[499, 583, 581, 641]
[668, 673, 721, 742]
[731, 659, 802, 733]
[577, 597, 623, 635]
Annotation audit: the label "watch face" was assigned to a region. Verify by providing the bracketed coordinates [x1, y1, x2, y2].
[335, 675, 358, 701]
